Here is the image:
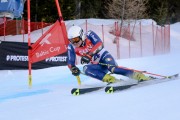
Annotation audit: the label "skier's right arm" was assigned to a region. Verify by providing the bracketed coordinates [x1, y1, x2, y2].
[67, 44, 80, 76]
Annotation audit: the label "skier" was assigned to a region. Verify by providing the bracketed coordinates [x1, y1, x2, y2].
[67, 25, 150, 83]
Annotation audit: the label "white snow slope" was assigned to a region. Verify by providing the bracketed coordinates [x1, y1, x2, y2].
[0, 20, 180, 120]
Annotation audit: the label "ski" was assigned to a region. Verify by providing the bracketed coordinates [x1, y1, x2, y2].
[71, 83, 131, 95]
[71, 73, 179, 95]
[105, 73, 179, 94]
[71, 78, 124, 95]
[149, 73, 179, 79]
[71, 86, 104, 96]
[165, 73, 179, 79]
[105, 84, 137, 93]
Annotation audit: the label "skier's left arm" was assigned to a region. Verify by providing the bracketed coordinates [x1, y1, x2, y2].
[81, 31, 104, 64]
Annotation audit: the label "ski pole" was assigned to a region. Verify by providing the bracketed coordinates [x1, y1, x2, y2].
[91, 61, 168, 78]
[76, 76, 81, 85]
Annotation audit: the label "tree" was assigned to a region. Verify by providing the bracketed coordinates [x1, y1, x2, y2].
[60, 0, 76, 20]
[148, 0, 169, 25]
[23, 0, 61, 22]
[98, 0, 113, 18]
[22, 0, 179, 23]
[80, 0, 102, 18]
[106, 0, 148, 20]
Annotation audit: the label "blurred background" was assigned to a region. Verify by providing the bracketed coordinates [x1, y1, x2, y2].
[22, 0, 180, 25]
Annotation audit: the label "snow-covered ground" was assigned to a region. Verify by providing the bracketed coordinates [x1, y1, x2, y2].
[0, 20, 180, 120]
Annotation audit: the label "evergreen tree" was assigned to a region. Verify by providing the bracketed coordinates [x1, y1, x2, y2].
[22, 0, 179, 23]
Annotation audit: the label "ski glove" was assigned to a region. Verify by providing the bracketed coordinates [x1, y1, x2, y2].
[71, 66, 80, 76]
[81, 54, 92, 64]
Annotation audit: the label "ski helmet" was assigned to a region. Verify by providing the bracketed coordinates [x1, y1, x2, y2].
[67, 25, 86, 44]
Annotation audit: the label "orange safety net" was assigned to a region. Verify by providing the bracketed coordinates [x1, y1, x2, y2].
[1, 19, 170, 62]
[0, 19, 52, 36]
[66, 20, 170, 63]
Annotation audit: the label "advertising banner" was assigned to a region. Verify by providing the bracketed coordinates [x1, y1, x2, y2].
[0, 41, 67, 70]
[30, 20, 68, 63]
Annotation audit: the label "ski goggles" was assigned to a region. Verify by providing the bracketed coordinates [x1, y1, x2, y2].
[69, 37, 81, 44]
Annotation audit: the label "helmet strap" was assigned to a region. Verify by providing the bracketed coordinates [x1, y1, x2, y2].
[80, 40, 85, 47]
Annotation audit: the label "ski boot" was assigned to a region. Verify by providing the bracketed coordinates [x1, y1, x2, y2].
[102, 74, 116, 83]
[131, 71, 150, 81]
